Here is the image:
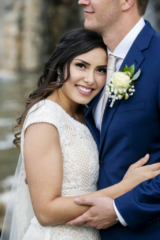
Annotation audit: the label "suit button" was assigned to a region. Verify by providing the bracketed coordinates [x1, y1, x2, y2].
[99, 160, 103, 167]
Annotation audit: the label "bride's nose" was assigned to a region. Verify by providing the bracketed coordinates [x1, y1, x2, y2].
[83, 71, 94, 85]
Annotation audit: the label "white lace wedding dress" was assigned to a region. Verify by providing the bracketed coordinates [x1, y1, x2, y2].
[18, 99, 101, 240]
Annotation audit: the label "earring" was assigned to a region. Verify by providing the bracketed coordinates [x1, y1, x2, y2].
[57, 70, 60, 82]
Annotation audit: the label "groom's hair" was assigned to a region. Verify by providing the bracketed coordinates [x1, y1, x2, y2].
[137, 0, 149, 16]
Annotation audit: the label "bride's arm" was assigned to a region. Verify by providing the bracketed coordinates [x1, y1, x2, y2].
[24, 123, 160, 227]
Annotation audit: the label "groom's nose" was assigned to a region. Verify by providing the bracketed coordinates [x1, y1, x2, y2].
[78, 0, 90, 6]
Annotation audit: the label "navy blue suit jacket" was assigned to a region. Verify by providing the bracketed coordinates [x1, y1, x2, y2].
[85, 21, 160, 240]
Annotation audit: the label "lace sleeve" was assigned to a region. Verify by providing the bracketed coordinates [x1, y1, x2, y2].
[23, 100, 60, 133]
[12, 101, 62, 240]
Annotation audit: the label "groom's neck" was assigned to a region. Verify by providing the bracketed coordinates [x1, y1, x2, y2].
[102, 14, 142, 52]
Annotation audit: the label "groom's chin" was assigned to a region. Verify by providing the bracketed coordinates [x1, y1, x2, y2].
[84, 22, 100, 34]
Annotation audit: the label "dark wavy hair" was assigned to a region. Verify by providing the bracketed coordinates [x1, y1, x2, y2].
[13, 28, 107, 150]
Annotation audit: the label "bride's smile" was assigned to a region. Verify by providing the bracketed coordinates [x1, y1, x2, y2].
[47, 47, 107, 117]
[46, 47, 107, 120]
[61, 48, 107, 104]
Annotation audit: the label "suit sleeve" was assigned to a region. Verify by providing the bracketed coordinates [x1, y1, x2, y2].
[115, 171, 160, 230]
[114, 76, 160, 231]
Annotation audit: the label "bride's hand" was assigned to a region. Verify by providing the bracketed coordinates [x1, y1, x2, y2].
[122, 154, 160, 191]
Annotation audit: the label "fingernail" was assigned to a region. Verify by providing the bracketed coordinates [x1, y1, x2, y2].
[145, 154, 149, 159]
[75, 198, 80, 203]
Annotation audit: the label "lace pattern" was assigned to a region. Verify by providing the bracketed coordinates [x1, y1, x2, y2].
[23, 217, 100, 240]
[17, 100, 100, 240]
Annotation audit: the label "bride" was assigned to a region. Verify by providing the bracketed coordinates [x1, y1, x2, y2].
[1, 28, 160, 240]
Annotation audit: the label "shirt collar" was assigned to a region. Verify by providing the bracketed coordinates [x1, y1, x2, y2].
[107, 18, 145, 60]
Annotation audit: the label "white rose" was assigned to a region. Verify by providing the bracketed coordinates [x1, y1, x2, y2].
[111, 72, 130, 92]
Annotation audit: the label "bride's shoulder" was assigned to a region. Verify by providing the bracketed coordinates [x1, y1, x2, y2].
[27, 99, 62, 117]
[23, 100, 63, 132]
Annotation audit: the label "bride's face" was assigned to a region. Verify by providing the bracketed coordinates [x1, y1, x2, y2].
[60, 48, 107, 105]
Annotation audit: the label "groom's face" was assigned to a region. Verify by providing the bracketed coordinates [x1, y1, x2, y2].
[78, 0, 121, 34]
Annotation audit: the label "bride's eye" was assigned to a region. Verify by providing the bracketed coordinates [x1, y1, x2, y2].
[98, 68, 107, 73]
[76, 63, 86, 69]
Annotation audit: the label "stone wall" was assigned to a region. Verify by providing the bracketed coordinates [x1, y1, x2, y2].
[0, 0, 160, 75]
[0, 202, 5, 234]
[0, 0, 83, 75]
[145, 0, 160, 31]
[0, 0, 22, 73]
[21, 0, 43, 72]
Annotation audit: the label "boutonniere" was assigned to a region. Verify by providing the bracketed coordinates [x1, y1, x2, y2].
[106, 65, 141, 107]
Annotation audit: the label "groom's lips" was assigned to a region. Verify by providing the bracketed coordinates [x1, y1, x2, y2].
[84, 11, 94, 15]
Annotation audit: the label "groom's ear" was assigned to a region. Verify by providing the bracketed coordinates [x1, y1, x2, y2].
[121, 0, 137, 12]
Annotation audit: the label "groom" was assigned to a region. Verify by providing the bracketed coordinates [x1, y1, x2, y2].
[67, 0, 160, 239]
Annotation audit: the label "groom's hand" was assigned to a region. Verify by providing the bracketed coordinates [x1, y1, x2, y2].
[66, 197, 118, 229]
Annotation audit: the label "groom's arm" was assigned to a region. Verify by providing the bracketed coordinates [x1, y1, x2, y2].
[115, 82, 160, 231]
[66, 196, 119, 229]
[114, 175, 160, 230]
[66, 176, 160, 230]
[113, 201, 127, 226]
[66, 157, 160, 229]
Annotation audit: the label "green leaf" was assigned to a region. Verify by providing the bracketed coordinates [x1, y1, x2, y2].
[120, 67, 124, 72]
[124, 65, 129, 71]
[133, 81, 139, 86]
[131, 69, 141, 81]
[128, 65, 135, 75]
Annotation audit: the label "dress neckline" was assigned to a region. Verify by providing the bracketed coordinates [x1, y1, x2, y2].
[42, 99, 88, 130]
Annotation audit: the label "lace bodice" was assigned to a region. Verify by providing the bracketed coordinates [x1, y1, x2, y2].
[19, 100, 100, 240]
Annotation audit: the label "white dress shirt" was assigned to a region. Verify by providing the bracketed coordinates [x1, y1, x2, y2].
[93, 17, 145, 226]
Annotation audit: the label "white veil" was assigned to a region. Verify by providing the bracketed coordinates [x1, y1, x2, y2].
[1, 113, 35, 240]
[1, 102, 47, 240]
[0, 152, 34, 240]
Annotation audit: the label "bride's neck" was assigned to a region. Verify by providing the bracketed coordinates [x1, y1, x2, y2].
[46, 89, 80, 119]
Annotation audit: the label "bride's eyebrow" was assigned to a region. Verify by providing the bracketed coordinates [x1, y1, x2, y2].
[75, 59, 107, 68]
[75, 59, 91, 66]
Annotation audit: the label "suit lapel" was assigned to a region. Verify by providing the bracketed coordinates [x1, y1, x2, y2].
[99, 21, 155, 153]
[85, 90, 102, 149]
[100, 99, 120, 152]
[120, 44, 145, 73]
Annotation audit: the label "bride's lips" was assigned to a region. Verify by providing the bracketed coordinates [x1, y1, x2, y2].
[76, 85, 94, 96]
